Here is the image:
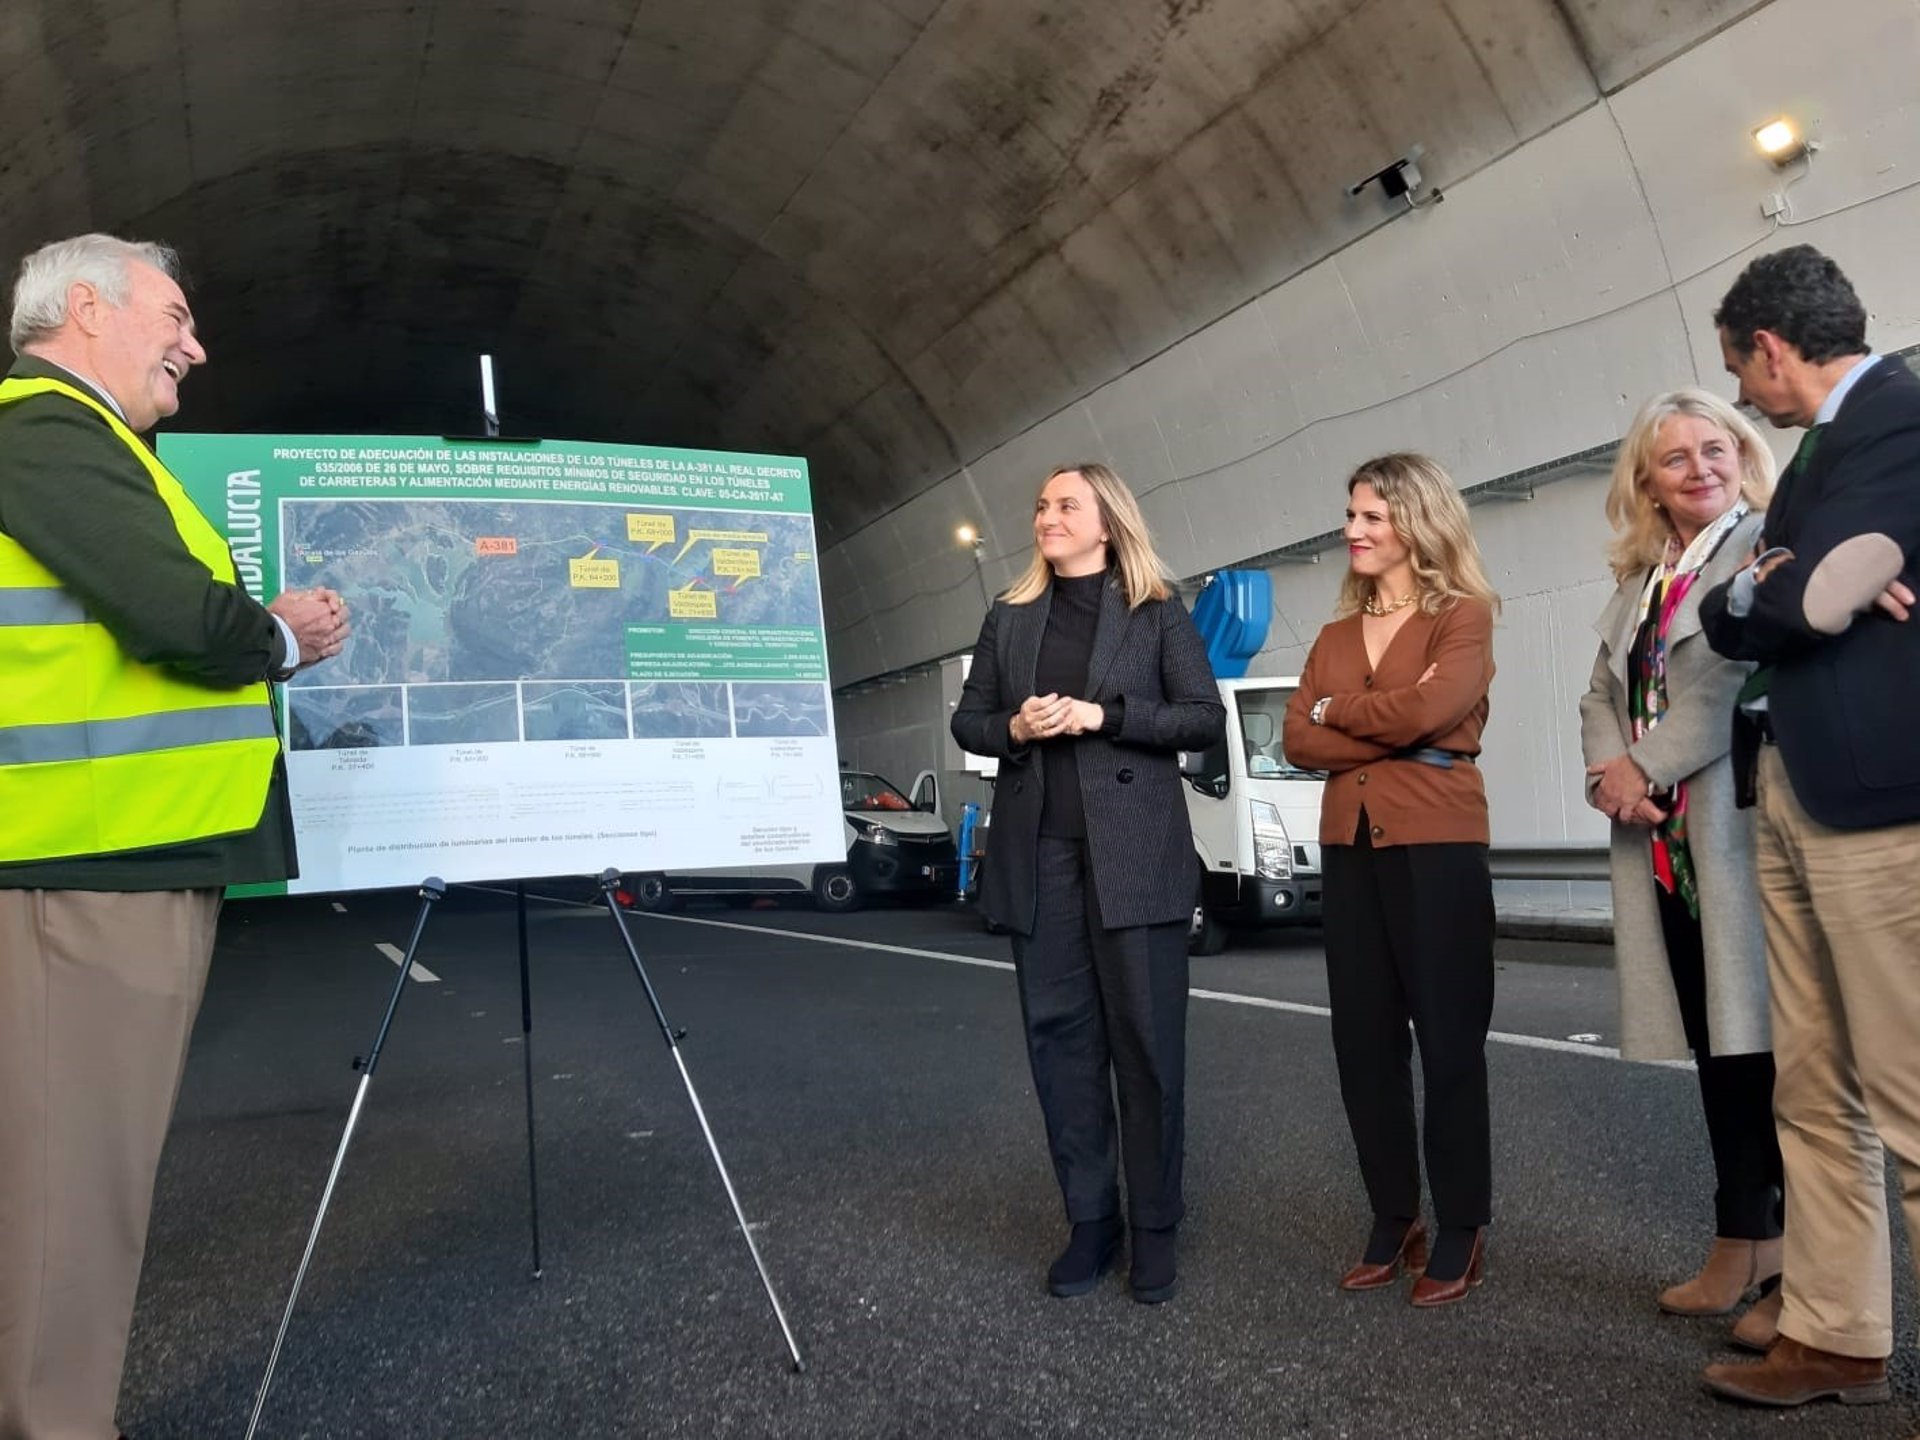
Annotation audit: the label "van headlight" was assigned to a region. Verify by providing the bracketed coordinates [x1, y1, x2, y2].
[1251, 800, 1291, 879]
[850, 818, 899, 846]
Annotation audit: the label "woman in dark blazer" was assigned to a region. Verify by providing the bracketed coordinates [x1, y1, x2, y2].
[951, 461, 1223, 1305]
[1283, 453, 1500, 1307]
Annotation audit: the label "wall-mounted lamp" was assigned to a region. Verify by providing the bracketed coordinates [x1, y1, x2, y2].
[956, 523, 984, 560]
[1347, 144, 1442, 211]
[1752, 115, 1818, 221]
[1753, 116, 1814, 168]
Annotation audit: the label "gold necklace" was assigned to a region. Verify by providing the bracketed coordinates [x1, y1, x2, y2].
[1362, 590, 1418, 617]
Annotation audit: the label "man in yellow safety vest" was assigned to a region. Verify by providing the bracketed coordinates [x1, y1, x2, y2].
[0, 234, 348, 1440]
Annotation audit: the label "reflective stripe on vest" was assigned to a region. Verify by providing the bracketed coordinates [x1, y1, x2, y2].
[0, 705, 278, 766]
[0, 376, 281, 863]
[0, 586, 87, 626]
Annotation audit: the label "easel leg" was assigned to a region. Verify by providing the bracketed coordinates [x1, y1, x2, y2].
[594, 869, 806, 1373]
[245, 877, 446, 1439]
[516, 882, 544, 1278]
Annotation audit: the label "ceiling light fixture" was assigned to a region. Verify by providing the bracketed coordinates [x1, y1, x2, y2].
[1753, 116, 1812, 167]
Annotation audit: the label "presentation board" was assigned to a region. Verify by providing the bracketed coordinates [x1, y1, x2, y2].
[159, 433, 845, 894]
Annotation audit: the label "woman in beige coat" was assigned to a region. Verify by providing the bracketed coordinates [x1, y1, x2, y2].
[1579, 389, 1781, 1347]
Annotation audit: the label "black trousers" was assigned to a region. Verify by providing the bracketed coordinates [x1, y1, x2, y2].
[1652, 881, 1785, 1239]
[1321, 819, 1494, 1228]
[1010, 835, 1189, 1230]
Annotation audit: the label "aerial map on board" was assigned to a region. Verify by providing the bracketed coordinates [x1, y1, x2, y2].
[159, 433, 845, 893]
[280, 499, 821, 686]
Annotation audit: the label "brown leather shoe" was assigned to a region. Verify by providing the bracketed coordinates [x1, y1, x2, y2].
[1730, 1287, 1783, 1352]
[1339, 1220, 1427, 1292]
[1659, 1235, 1781, 1315]
[1702, 1336, 1890, 1407]
[1409, 1228, 1484, 1307]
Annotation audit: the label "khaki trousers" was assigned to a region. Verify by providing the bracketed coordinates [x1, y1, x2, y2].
[0, 888, 221, 1440]
[1755, 746, 1920, 1358]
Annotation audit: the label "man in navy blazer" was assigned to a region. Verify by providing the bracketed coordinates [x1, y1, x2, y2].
[1697, 245, 1920, 1409]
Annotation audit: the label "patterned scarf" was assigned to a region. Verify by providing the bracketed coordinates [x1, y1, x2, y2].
[1627, 502, 1748, 917]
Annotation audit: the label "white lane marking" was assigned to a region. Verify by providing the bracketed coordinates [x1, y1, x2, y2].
[375, 941, 440, 983]
[593, 909, 1684, 1068]
[1181, 988, 1685, 1067]
[331, 901, 347, 913]
[540, 901, 1018, 972]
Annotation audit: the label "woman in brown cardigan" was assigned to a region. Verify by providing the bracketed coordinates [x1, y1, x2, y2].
[1283, 452, 1500, 1307]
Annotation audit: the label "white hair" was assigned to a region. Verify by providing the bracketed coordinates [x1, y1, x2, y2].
[9, 234, 181, 351]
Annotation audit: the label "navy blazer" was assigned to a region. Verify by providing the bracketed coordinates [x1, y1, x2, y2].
[951, 576, 1225, 935]
[1699, 355, 1920, 828]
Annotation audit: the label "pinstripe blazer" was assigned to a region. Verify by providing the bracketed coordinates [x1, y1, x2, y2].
[951, 574, 1224, 935]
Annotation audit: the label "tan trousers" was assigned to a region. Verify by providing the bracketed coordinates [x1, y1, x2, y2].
[1755, 746, 1920, 1358]
[0, 888, 221, 1440]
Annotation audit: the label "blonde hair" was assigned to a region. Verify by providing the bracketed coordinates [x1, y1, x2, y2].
[1334, 453, 1501, 619]
[1605, 389, 1775, 581]
[1001, 462, 1174, 608]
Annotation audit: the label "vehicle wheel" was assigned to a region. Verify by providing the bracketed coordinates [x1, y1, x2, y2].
[811, 865, 861, 913]
[1188, 904, 1228, 956]
[627, 872, 676, 913]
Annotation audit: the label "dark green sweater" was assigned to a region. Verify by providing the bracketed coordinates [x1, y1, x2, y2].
[0, 356, 297, 891]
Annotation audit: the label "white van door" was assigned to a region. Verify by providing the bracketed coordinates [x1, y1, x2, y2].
[909, 769, 942, 824]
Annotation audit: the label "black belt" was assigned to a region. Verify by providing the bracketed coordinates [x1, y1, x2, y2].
[1395, 746, 1475, 769]
[1751, 708, 1778, 745]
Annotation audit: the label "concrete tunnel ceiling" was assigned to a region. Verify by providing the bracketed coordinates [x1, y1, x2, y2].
[1, 0, 1763, 550]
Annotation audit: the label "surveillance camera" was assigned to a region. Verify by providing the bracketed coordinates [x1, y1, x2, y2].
[1346, 145, 1429, 202]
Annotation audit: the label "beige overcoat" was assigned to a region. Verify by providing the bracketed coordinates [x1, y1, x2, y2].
[1577, 511, 1770, 1061]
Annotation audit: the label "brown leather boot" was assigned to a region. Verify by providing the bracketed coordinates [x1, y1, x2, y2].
[1658, 1236, 1782, 1316]
[1702, 1337, 1890, 1407]
[1730, 1287, 1783, 1352]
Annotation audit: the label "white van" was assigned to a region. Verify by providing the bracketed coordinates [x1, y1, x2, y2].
[1180, 675, 1326, 953]
[619, 768, 958, 913]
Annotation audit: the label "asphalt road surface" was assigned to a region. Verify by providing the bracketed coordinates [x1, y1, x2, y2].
[117, 888, 1916, 1438]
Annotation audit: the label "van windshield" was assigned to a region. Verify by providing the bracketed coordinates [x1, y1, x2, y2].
[1235, 689, 1319, 777]
[842, 772, 913, 810]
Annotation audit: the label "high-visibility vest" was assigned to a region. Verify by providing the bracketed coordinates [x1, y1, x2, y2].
[0, 377, 280, 863]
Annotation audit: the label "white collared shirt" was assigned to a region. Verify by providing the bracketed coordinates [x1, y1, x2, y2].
[38, 358, 127, 421]
[1815, 352, 1879, 424]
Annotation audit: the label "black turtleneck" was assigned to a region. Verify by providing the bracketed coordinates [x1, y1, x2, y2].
[1036, 570, 1108, 838]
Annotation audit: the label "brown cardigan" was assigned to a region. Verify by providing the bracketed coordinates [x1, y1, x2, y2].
[1282, 598, 1495, 847]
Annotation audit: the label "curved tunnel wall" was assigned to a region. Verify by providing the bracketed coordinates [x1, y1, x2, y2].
[826, 0, 1920, 872]
[3, 0, 1914, 866]
[4, 0, 1767, 545]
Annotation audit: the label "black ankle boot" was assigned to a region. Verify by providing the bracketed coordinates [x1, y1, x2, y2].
[1048, 1217, 1123, 1297]
[1130, 1225, 1178, 1304]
